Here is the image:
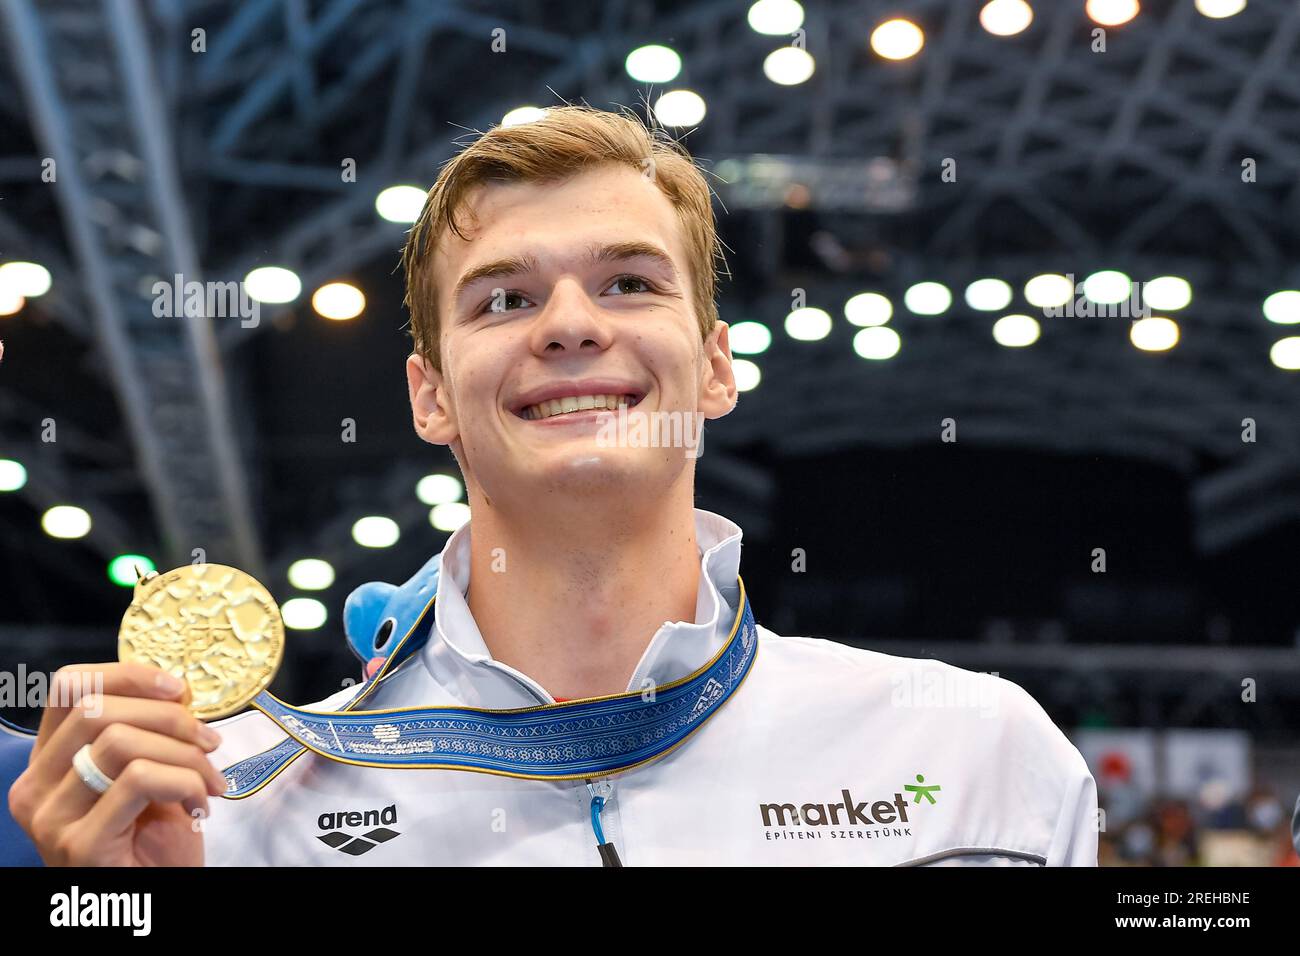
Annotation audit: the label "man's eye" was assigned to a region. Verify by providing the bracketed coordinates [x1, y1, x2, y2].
[605, 275, 654, 296]
[484, 291, 531, 314]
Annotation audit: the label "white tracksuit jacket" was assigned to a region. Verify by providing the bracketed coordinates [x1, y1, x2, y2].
[203, 509, 1099, 866]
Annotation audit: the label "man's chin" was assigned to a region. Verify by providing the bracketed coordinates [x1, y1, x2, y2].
[521, 449, 662, 491]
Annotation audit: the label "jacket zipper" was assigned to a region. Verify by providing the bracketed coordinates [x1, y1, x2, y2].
[586, 779, 622, 867]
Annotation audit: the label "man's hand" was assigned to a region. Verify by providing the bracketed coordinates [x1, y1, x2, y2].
[6, 662, 227, 866]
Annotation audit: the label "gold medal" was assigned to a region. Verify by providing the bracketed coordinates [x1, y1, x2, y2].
[117, 563, 285, 721]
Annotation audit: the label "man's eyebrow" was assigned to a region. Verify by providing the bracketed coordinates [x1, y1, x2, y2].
[584, 241, 679, 280]
[452, 253, 540, 306]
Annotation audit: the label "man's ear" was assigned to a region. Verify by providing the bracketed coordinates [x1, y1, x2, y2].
[406, 353, 458, 446]
[699, 320, 738, 421]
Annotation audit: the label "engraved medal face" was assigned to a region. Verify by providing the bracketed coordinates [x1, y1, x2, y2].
[117, 564, 285, 721]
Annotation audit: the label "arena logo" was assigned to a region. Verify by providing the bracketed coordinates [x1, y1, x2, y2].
[595, 405, 707, 459]
[152, 273, 260, 328]
[758, 778, 940, 842]
[1040, 274, 1151, 319]
[316, 803, 401, 856]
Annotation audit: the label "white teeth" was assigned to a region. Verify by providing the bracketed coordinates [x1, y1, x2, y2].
[522, 393, 636, 421]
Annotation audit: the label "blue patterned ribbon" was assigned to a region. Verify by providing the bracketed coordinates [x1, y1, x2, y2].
[222, 579, 757, 797]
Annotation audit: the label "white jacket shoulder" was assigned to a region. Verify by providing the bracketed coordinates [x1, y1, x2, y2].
[752, 626, 1099, 865]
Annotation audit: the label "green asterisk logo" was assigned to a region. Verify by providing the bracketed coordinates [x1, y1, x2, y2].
[904, 773, 941, 805]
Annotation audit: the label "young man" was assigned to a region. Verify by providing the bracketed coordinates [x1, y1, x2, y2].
[7, 107, 1098, 866]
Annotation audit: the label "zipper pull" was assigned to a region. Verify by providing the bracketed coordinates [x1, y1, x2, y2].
[586, 780, 622, 867]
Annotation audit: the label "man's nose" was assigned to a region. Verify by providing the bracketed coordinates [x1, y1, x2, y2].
[530, 278, 612, 353]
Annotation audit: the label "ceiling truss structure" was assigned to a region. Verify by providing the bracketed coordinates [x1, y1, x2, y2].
[1, 0, 261, 574]
[0, 0, 1298, 599]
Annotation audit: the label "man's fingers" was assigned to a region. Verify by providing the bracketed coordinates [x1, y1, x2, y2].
[35, 761, 209, 865]
[26, 694, 219, 795]
[77, 760, 211, 845]
[91, 723, 227, 795]
[32, 662, 189, 760]
[12, 661, 216, 867]
[29, 726, 224, 838]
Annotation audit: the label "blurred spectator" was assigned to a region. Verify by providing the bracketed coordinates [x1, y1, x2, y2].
[1098, 783, 1300, 866]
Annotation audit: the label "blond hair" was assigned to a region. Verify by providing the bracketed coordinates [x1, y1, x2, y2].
[401, 105, 722, 372]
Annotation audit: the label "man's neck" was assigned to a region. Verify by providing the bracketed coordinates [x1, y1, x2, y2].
[463, 491, 702, 700]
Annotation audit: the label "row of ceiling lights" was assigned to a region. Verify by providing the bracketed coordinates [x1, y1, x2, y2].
[723, 273, 1300, 367]
[601, 0, 1251, 110]
[0, 464, 466, 630]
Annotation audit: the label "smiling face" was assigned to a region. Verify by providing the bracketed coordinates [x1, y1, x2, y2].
[405, 163, 737, 511]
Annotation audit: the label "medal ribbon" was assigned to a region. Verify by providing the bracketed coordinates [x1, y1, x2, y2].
[221, 577, 758, 797]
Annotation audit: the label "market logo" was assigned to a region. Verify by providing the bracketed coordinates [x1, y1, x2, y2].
[316, 803, 401, 856]
[758, 775, 940, 842]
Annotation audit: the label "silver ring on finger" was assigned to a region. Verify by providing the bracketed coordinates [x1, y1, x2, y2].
[72, 743, 115, 795]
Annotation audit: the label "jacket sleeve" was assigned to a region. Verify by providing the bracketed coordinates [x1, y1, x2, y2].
[1045, 751, 1100, 866]
[999, 675, 1100, 867]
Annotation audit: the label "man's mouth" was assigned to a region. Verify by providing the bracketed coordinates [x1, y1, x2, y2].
[518, 393, 643, 421]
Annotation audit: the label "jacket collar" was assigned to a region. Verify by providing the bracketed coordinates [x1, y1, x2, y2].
[413, 508, 744, 709]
